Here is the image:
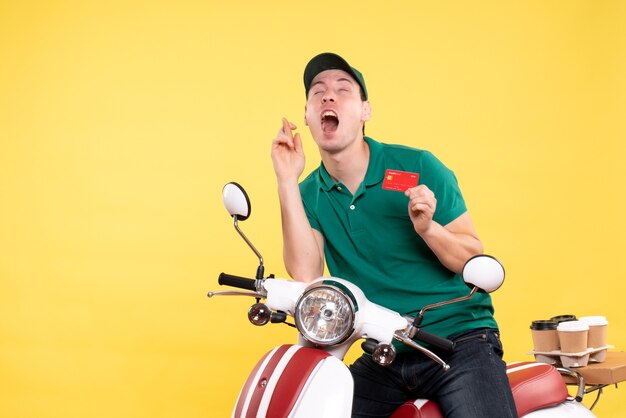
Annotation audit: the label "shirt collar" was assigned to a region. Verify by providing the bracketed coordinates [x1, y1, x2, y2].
[317, 136, 385, 191]
[363, 136, 385, 187]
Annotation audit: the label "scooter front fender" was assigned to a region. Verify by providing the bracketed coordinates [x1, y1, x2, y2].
[233, 344, 353, 418]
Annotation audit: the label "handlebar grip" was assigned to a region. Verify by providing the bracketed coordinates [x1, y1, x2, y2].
[218, 273, 257, 291]
[413, 329, 455, 352]
[361, 338, 379, 355]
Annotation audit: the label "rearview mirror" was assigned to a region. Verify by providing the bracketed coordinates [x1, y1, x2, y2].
[221, 182, 264, 278]
[462, 255, 505, 293]
[222, 182, 251, 221]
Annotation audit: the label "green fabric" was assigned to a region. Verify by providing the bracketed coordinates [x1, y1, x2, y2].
[299, 137, 497, 347]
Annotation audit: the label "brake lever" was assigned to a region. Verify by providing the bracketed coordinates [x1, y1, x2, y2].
[207, 290, 265, 298]
[394, 333, 451, 371]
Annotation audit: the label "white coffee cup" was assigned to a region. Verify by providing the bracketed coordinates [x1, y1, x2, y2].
[578, 316, 608, 348]
[557, 320, 589, 353]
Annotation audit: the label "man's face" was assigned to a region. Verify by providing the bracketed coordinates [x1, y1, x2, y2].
[304, 69, 371, 153]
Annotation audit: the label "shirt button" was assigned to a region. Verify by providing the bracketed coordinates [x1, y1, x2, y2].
[337, 186, 342, 191]
[349, 205, 356, 210]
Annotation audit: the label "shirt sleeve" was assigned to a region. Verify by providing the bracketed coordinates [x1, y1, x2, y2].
[299, 183, 322, 232]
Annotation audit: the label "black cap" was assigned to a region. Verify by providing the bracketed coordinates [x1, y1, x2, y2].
[303, 52, 368, 100]
[530, 320, 558, 330]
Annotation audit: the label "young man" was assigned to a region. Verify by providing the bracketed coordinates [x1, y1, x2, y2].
[271, 52, 517, 418]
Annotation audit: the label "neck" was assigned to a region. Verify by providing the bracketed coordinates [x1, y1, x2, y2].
[321, 137, 370, 194]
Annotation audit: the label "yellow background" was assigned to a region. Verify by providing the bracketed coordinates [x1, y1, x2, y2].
[1, 1, 624, 417]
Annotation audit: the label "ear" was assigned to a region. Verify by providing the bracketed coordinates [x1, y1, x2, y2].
[304, 104, 309, 126]
[361, 101, 372, 122]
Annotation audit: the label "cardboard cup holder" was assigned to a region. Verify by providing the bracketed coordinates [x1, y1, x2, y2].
[529, 345, 614, 368]
[529, 315, 611, 367]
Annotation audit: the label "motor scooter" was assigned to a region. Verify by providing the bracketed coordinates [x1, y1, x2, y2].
[208, 182, 597, 418]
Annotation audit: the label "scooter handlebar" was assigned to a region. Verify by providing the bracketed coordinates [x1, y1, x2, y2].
[218, 273, 257, 291]
[412, 329, 455, 352]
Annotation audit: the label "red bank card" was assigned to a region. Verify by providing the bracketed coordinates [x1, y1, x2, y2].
[382, 169, 420, 192]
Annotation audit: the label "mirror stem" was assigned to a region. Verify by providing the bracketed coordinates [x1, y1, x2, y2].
[233, 216, 264, 274]
[412, 287, 478, 328]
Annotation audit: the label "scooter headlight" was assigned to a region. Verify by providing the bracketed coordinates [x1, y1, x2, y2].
[294, 284, 355, 346]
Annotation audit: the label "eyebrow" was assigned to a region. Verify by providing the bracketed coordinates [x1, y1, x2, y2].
[310, 80, 325, 90]
[310, 77, 355, 90]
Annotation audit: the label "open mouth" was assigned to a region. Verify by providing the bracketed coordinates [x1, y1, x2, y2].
[321, 110, 339, 134]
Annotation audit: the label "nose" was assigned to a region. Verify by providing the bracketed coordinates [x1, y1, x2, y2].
[322, 92, 335, 103]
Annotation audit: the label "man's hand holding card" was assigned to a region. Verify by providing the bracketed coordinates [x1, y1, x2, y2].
[382, 169, 419, 192]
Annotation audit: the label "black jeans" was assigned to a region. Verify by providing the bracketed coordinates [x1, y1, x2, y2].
[349, 328, 518, 418]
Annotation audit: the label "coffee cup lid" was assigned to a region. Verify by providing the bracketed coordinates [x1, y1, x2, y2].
[557, 320, 589, 332]
[550, 314, 577, 323]
[530, 320, 557, 330]
[578, 316, 608, 326]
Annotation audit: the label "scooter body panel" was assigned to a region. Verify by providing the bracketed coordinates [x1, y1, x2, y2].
[233, 344, 353, 418]
[288, 352, 353, 417]
[523, 401, 597, 417]
[389, 397, 597, 418]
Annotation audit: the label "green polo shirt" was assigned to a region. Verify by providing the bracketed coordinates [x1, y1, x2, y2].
[299, 137, 497, 344]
